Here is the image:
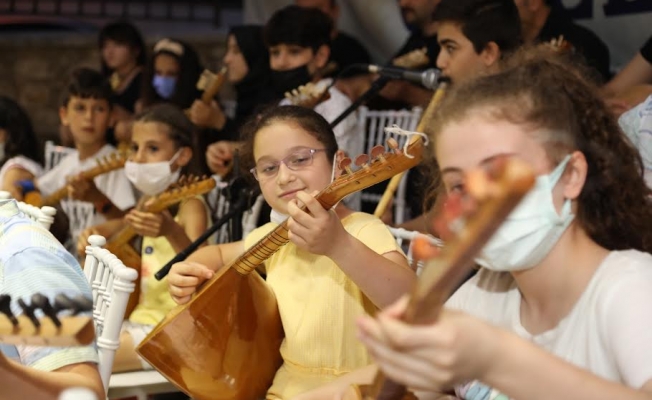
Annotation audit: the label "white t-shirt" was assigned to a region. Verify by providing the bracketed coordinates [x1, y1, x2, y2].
[447, 250, 652, 400]
[37, 144, 136, 232]
[0, 156, 43, 183]
[619, 95, 652, 188]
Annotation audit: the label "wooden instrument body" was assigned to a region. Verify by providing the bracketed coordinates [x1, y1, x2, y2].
[138, 138, 428, 399]
[137, 266, 283, 400]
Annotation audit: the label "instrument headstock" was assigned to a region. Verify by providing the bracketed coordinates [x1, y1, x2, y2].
[0, 293, 95, 346]
[145, 175, 218, 213]
[392, 47, 430, 69]
[196, 66, 228, 92]
[285, 80, 332, 109]
[316, 134, 426, 210]
[91, 150, 127, 174]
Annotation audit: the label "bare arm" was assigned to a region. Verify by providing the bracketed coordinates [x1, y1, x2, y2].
[485, 329, 652, 400]
[603, 53, 652, 97]
[328, 236, 414, 308]
[2, 167, 35, 200]
[0, 357, 104, 400]
[163, 197, 209, 254]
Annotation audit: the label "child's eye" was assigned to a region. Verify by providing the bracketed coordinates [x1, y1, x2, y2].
[261, 164, 278, 174]
[289, 155, 311, 166]
[74, 104, 86, 112]
[147, 145, 159, 152]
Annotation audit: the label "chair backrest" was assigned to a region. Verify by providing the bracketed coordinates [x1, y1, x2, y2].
[60, 200, 96, 250]
[357, 106, 423, 223]
[0, 191, 57, 230]
[44, 140, 76, 172]
[388, 226, 443, 275]
[83, 235, 138, 395]
[207, 177, 265, 244]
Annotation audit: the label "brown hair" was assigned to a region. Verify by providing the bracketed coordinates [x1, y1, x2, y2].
[428, 47, 652, 253]
[240, 105, 338, 180]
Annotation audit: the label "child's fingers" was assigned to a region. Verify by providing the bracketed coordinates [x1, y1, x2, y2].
[296, 190, 327, 217]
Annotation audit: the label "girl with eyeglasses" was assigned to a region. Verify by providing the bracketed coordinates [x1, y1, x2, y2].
[166, 105, 415, 399]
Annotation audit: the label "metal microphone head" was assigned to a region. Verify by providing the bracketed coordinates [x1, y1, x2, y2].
[420, 69, 441, 90]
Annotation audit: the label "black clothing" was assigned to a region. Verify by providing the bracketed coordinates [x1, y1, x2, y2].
[329, 31, 371, 77]
[640, 35, 652, 64]
[538, 6, 611, 81]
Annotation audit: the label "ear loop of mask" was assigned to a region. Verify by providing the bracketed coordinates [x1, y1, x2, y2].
[383, 124, 429, 158]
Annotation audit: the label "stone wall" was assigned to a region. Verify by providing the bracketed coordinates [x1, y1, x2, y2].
[0, 33, 227, 143]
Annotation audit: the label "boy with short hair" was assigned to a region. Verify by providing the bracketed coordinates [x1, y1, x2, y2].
[37, 67, 136, 245]
[266, 5, 361, 161]
[434, 0, 522, 85]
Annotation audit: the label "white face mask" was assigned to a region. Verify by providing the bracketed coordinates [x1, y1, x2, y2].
[269, 153, 338, 224]
[125, 150, 182, 196]
[475, 155, 575, 272]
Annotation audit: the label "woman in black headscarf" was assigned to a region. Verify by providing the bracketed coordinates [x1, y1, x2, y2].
[190, 25, 277, 146]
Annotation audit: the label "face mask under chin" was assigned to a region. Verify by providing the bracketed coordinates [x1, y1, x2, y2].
[271, 64, 312, 97]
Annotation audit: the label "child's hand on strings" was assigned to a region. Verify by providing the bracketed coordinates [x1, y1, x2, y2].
[67, 175, 104, 203]
[125, 209, 174, 238]
[167, 261, 214, 304]
[286, 190, 349, 256]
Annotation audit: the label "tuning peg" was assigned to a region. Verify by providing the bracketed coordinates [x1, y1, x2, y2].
[53, 294, 92, 315]
[0, 294, 18, 327]
[339, 157, 353, 174]
[386, 138, 400, 152]
[354, 154, 370, 168]
[370, 145, 386, 161]
[31, 293, 61, 328]
[18, 298, 40, 328]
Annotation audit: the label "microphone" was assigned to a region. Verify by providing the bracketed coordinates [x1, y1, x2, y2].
[366, 65, 441, 90]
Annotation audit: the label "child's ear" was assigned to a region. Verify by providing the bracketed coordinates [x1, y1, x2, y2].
[313, 44, 331, 71]
[59, 106, 70, 126]
[481, 42, 501, 68]
[175, 146, 193, 168]
[562, 151, 588, 201]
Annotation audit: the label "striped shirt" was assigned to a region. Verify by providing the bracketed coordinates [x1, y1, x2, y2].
[0, 199, 98, 371]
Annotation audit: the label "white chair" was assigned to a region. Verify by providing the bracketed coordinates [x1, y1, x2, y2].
[388, 226, 442, 275]
[0, 190, 57, 230]
[357, 106, 423, 223]
[44, 140, 76, 172]
[61, 200, 96, 255]
[83, 235, 139, 396]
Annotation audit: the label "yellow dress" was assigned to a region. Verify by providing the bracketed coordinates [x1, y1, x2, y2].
[129, 197, 210, 326]
[243, 212, 404, 399]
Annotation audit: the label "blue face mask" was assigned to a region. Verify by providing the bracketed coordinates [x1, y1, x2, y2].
[475, 155, 575, 272]
[152, 75, 177, 99]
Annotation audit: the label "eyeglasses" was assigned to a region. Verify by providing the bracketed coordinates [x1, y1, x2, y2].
[250, 148, 326, 181]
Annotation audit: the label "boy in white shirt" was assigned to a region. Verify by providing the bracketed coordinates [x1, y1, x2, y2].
[37, 68, 136, 243]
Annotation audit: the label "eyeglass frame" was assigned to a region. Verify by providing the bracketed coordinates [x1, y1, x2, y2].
[250, 148, 327, 181]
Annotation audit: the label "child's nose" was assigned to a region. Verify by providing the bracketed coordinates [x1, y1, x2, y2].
[276, 162, 294, 184]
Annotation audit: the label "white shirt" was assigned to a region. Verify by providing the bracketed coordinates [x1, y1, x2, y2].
[447, 250, 652, 399]
[37, 144, 136, 238]
[619, 95, 652, 188]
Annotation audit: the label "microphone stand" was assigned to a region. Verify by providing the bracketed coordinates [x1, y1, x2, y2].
[154, 186, 260, 281]
[226, 150, 243, 241]
[329, 76, 389, 129]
